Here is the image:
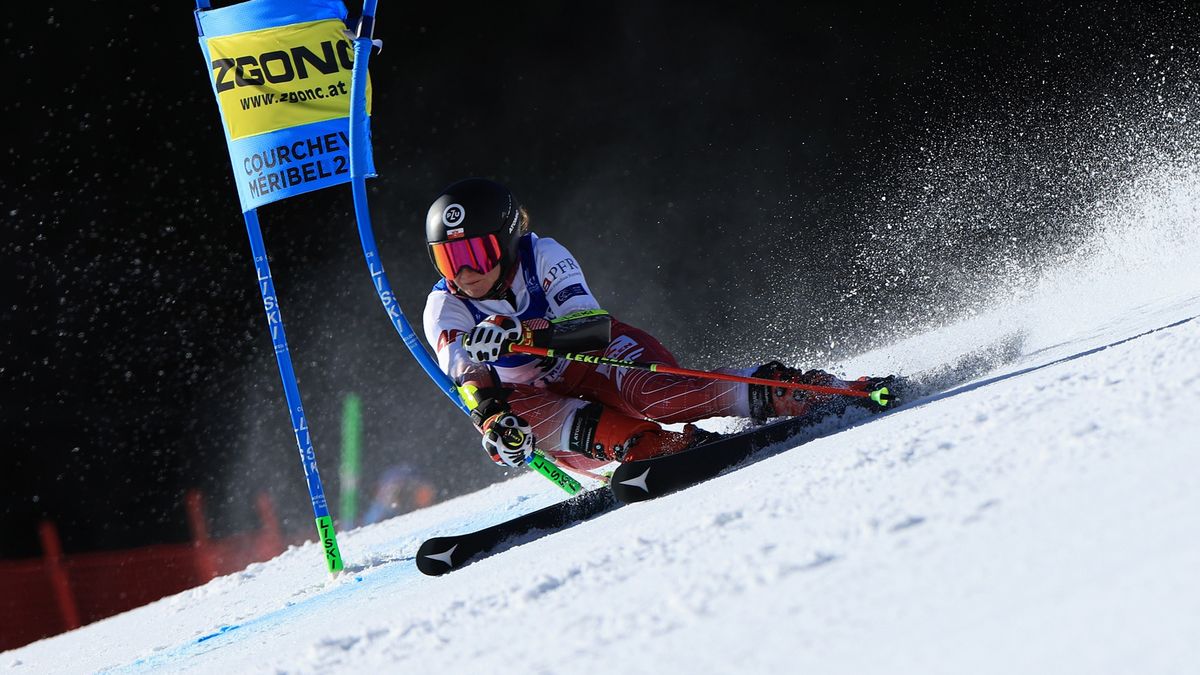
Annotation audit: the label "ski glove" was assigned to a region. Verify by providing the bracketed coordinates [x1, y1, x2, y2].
[463, 315, 523, 362]
[480, 411, 535, 467]
[462, 315, 552, 363]
[468, 390, 535, 467]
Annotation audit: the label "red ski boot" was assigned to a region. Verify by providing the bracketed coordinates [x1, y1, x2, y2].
[621, 423, 723, 462]
[748, 361, 896, 423]
[571, 403, 722, 462]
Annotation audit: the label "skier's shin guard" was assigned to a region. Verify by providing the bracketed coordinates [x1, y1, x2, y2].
[565, 403, 661, 462]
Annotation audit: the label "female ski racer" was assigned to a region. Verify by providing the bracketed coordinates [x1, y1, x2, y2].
[422, 177, 892, 476]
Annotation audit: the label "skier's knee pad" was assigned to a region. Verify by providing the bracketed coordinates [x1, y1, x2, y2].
[565, 402, 660, 461]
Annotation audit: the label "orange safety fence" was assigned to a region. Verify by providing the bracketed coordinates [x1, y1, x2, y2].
[0, 490, 302, 652]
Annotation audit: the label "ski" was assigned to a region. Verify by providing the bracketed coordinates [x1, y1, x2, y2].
[610, 331, 1028, 503]
[416, 331, 1027, 570]
[415, 487, 619, 575]
[610, 414, 827, 503]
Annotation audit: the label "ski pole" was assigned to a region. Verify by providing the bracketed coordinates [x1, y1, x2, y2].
[509, 344, 892, 406]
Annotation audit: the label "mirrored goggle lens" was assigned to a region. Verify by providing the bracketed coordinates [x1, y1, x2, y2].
[431, 235, 503, 279]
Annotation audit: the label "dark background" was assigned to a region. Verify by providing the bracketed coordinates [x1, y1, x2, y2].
[3, 1, 1198, 557]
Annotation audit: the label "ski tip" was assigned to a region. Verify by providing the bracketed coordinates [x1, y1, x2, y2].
[869, 386, 891, 407]
[415, 540, 459, 576]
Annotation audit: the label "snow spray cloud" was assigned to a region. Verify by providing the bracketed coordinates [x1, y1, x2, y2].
[993, 158, 1200, 350]
[838, 155, 1200, 382]
[827, 42, 1200, 363]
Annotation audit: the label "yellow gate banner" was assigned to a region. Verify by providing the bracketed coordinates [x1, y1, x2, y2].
[197, 0, 374, 211]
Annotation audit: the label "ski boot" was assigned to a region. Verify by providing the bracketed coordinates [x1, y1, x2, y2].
[621, 423, 723, 462]
[569, 403, 722, 463]
[748, 361, 897, 423]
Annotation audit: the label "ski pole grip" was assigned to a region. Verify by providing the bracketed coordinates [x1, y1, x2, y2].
[528, 452, 584, 495]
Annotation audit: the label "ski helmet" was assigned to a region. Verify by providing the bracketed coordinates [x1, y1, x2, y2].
[426, 177, 524, 299]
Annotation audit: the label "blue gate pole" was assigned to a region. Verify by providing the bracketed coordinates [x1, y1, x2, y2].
[193, 0, 348, 574]
[243, 209, 345, 572]
[345, 5, 584, 494]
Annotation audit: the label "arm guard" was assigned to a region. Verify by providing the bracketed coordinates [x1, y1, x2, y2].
[545, 309, 612, 352]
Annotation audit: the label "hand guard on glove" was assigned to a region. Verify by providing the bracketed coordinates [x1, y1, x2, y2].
[469, 390, 536, 467]
[463, 315, 524, 363]
[480, 411, 535, 467]
[462, 315, 552, 363]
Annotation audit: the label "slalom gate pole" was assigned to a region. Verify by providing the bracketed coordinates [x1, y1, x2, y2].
[510, 344, 893, 407]
[344, 4, 464, 415]
[344, 4, 584, 495]
[193, 0, 366, 575]
[244, 211, 344, 572]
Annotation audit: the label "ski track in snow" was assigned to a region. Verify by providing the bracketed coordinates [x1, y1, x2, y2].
[7, 177, 1200, 673]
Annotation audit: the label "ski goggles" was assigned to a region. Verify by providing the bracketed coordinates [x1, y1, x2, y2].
[430, 234, 504, 279]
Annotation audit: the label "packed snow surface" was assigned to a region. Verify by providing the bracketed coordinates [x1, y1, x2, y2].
[8, 170, 1200, 673]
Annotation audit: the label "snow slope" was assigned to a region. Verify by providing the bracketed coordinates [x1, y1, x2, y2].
[7, 170, 1200, 674]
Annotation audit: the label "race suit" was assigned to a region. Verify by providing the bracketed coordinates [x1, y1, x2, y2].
[423, 232, 752, 473]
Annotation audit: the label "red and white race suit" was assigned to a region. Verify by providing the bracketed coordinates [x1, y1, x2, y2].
[423, 233, 754, 473]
